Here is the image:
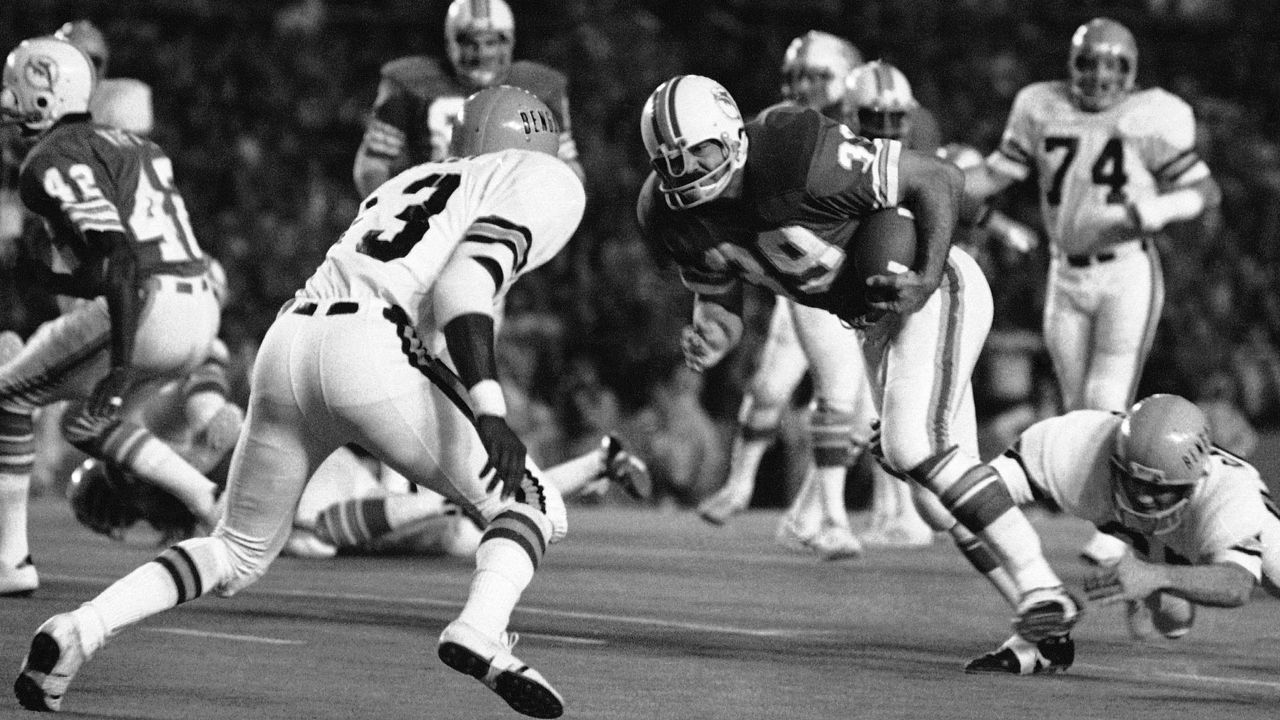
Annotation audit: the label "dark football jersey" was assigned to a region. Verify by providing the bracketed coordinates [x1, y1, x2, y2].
[371, 56, 571, 167]
[19, 116, 205, 282]
[637, 105, 902, 322]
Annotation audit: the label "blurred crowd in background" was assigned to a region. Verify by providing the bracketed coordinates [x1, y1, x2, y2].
[2, 0, 1278, 507]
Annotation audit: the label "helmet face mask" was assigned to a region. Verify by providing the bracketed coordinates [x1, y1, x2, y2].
[445, 0, 515, 89]
[1110, 394, 1211, 535]
[1, 36, 95, 132]
[640, 75, 747, 210]
[780, 31, 862, 116]
[1069, 18, 1137, 112]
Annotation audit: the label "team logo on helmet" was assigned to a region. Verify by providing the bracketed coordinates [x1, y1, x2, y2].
[22, 55, 57, 92]
[712, 87, 740, 121]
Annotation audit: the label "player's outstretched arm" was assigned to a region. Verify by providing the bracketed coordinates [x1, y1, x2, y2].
[1085, 553, 1256, 608]
[961, 157, 1017, 203]
[1126, 174, 1222, 234]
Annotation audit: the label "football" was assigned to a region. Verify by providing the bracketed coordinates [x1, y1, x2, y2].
[852, 206, 918, 282]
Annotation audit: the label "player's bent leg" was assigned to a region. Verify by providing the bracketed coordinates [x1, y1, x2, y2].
[899, 449, 1078, 640]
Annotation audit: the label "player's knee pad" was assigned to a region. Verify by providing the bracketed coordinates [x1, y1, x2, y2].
[810, 400, 858, 468]
[153, 536, 234, 602]
[0, 406, 34, 474]
[736, 391, 783, 442]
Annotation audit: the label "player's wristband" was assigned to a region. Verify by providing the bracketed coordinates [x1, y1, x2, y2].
[468, 379, 507, 417]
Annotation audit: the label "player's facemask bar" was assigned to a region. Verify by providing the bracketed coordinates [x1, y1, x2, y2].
[652, 134, 746, 210]
[1109, 456, 1202, 535]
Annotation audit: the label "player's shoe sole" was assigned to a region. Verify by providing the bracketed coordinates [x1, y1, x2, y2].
[438, 621, 564, 719]
[0, 555, 38, 597]
[14, 613, 91, 712]
[601, 436, 652, 501]
[964, 635, 1074, 675]
[807, 525, 864, 561]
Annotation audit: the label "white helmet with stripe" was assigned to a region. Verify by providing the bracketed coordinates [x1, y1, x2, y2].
[1, 36, 95, 132]
[640, 75, 747, 210]
[780, 31, 863, 116]
[444, 0, 515, 89]
[843, 60, 917, 140]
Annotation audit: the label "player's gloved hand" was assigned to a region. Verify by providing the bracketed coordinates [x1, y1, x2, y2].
[866, 269, 936, 316]
[476, 414, 527, 498]
[1083, 552, 1167, 605]
[85, 365, 134, 422]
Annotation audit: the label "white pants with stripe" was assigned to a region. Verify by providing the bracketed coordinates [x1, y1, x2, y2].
[214, 297, 565, 595]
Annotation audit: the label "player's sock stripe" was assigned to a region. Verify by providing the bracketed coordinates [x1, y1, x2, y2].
[356, 498, 392, 542]
[957, 535, 1001, 573]
[155, 548, 201, 605]
[483, 527, 543, 569]
[490, 508, 548, 556]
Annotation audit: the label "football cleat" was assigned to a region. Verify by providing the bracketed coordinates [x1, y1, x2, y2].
[1014, 586, 1082, 642]
[14, 613, 95, 712]
[696, 478, 755, 526]
[601, 435, 652, 501]
[0, 554, 38, 597]
[438, 620, 564, 719]
[774, 514, 819, 554]
[964, 634, 1074, 675]
[807, 524, 864, 561]
[859, 515, 935, 549]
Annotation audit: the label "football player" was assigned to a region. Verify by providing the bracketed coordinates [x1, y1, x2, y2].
[352, 0, 583, 197]
[961, 18, 1222, 564]
[695, 32, 879, 560]
[18, 86, 583, 718]
[285, 435, 651, 559]
[0, 37, 223, 598]
[966, 394, 1277, 675]
[844, 63, 1040, 549]
[637, 75, 1079, 650]
[54, 19, 153, 136]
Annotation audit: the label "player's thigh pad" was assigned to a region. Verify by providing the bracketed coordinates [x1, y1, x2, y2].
[879, 247, 992, 471]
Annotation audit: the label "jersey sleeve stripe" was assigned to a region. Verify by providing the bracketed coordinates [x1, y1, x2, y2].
[464, 215, 532, 271]
[1154, 149, 1199, 182]
[65, 200, 125, 233]
[869, 139, 900, 206]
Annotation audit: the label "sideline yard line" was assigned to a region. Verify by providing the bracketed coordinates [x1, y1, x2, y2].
[144, 627, 304, 645]
[1076, 662, 1280, 692]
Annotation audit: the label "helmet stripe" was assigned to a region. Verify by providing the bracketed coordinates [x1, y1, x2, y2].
[655, 75, 684, 146]
[471, 0, 489, 21]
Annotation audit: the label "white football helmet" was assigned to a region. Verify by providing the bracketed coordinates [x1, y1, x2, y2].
[54, 19, 108, 77]
[640, 75, 747, 210]
[1111, 394, 1211, 535]
[444, 0, 515, 89]
[1069, 17, 1137, 112]
[450, 85, 558, 157]
[1, 36, 95, 132]
[780, 31, 863, 117]
[843, 60, 917, 140]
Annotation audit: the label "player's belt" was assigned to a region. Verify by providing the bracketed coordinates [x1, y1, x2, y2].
[1064, 239, 1150, 268]
[152, 274, 211, 294]
[290, 300, 360, 316]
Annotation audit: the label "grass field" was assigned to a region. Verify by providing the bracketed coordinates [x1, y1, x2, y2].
[1, 488, 1277, 720]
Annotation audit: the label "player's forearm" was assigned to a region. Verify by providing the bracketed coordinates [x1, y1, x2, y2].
[435, 256, 505, 415]
[1157, 562, 1255, 608]
[102, 233, 139, 368]
[908, 161, 963, 286]
[961, 162, 1015, 202]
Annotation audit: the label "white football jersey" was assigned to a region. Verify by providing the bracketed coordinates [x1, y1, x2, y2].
[302, 150, 584, 335]
[993, 409, 1269, 579]
[988, 81, 1210, 256]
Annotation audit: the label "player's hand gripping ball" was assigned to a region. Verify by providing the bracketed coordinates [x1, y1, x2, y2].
[852, 206, 917, 310]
